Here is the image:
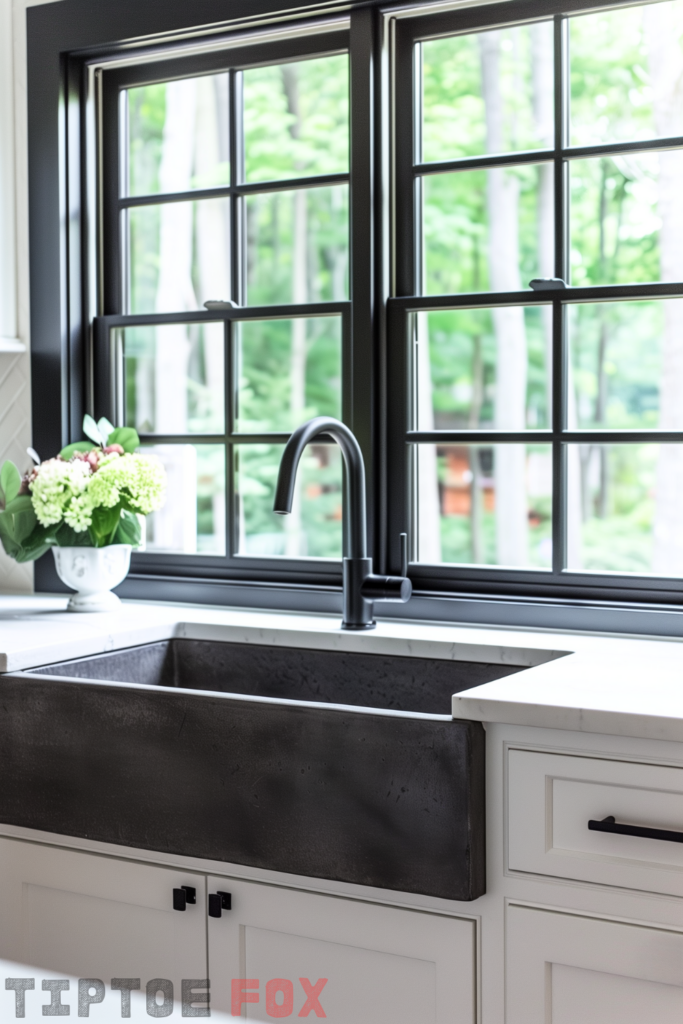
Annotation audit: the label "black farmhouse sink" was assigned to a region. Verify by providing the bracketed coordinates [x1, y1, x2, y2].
[0, 639, 528, 900]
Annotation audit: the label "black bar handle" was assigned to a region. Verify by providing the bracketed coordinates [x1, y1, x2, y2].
[588, 815, 683, 844]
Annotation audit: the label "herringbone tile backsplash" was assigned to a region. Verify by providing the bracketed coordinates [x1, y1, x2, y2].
[0, 353, 33, 592]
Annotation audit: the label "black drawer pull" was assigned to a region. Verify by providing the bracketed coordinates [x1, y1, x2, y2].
[172, 885, 197, 911]
[588, 815, 683, 843]
[208, 891, 232, 918]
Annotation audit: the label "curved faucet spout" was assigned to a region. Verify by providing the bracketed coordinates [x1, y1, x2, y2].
[274, 416, 410, 629]
[273, 416, 367, 560]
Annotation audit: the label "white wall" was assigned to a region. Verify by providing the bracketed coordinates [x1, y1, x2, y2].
[0, 0, 59, 593]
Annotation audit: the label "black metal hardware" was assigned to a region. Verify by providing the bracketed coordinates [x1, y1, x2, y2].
[208, 891, 231, 918]
[173, 888, 186, 911]
[181, 885, 196, 904]
[529, 278, 567, 290]
[400, 533, 408, 577]
[274, 418, 412, 629]
[588, 815, 683, 844]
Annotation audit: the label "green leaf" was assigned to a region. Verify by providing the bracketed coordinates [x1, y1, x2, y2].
[90, 503, 123, 546]
[97, 417, 115, 445]
[4, 495, 34, 515]
[82, 414, 104, 446]
[0, 512, 17, 544]
[13, 509, 38, 544]
[107, 427, 140, 454]
[0, 514, 54, 562]
[114, 509, 142, 547]
[0, 461, 21, 505]
[60, 441, 93, 460]
[54, 522, 91, 547]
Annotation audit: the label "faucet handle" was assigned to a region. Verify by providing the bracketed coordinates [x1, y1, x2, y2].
[360, 575, 412, 603]
[400, 533, 408, 577]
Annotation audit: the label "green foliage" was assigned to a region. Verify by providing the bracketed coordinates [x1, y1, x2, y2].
[0, 461, 21, 506]
[0, 418, 149, 562]
[0, 472, 54, 563]
[107, 427, 140, 454]
[60, 441, 94, 459]
[243, 56, 349, 182]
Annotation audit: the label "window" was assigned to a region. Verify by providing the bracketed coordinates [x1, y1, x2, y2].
[27, 0, 683, 628]
[96, 30, 352, 576]
[390, 0, 683, 604]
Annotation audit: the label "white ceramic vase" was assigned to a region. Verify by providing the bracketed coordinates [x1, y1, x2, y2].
[52, 545, 132, 612]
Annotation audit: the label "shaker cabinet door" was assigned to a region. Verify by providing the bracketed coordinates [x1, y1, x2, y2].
[508, 903, 683, 1024]
[207, 876, 476, 1023]
[0, 837, 207, 1020]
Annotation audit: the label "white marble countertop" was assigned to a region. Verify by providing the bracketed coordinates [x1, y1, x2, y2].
[1, 593, 683, 742]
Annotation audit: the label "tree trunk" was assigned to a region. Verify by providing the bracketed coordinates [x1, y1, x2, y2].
[469, 334, 485, 563]
[416, 312, 442, 563]
[282, 65, 308, 557]
[644, 5, 683, 575]
[195, 74, 229, 551]
[152, 80, 198, 553]
[531, 23, 555, 414]
[480, 31, 528, 566]
[155, 80, 197, 434]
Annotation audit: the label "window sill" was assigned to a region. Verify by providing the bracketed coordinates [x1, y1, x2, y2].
[0, 337, 26, 353]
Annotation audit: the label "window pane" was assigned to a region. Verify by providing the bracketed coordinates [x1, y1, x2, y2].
[570, 1, 683, 147]
[414, 307, 550, 431]
[141, 444, 225, 555]
[126, 74, 230, 197]
[236, 317, 341, 432]
[236, 443, 342, 558]
[128, 197, 230, 314]
[569, 152, 683, 286]
[566, 443, 683, 576]
[421, 22, 554, 163]
[414, 443, 552, 568]
[243, 55, 349, 182]
[246, 185, 348, 304]
[422, 165, 553, 294]
[568, 300, 683, 430]
[124, 323, 224, 435]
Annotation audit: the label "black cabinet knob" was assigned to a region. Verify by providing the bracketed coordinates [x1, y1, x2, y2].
[208, 891, 232, 918]
[172, 885, 197, 912]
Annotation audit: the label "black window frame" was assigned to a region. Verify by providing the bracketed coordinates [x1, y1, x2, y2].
[389, 0, 683, 610]
[95, 28, 355, 582]
[27, 0, 683, 635]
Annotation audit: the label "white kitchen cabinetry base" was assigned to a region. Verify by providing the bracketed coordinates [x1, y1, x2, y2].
[0, 838, 207, 1019]
[207, 875, 475, 1022]
[507, 903, 683, 1024]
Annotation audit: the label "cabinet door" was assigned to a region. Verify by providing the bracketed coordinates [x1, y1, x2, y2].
[207, 876, 475, 1023]
[508, 904, 683, 1024]
[0, 838, 206, 1019]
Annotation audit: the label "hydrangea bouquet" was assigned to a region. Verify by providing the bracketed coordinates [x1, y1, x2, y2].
[0, 415, 166, 563]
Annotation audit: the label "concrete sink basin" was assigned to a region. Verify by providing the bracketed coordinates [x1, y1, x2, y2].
[0, 638, 542, 899]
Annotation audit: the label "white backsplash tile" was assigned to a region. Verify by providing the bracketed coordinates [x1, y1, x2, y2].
[0, 352, 32, 593]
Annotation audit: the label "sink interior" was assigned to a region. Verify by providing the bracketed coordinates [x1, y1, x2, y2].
[30, 638, 528, 715]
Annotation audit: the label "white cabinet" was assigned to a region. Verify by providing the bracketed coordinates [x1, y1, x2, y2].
[0, 838, 207, 1019]
[0, 839, 476, 1023]
[207, 875, 475, 1023]
[507, 903, 683, 1024]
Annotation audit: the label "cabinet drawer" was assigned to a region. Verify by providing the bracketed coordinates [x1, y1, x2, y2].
[508, 749, 683, 896]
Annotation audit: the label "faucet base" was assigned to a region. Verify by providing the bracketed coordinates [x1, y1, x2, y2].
[341, 621, 376, 631]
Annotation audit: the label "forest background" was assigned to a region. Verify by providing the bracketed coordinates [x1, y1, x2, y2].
[121, 0, 683, 578]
